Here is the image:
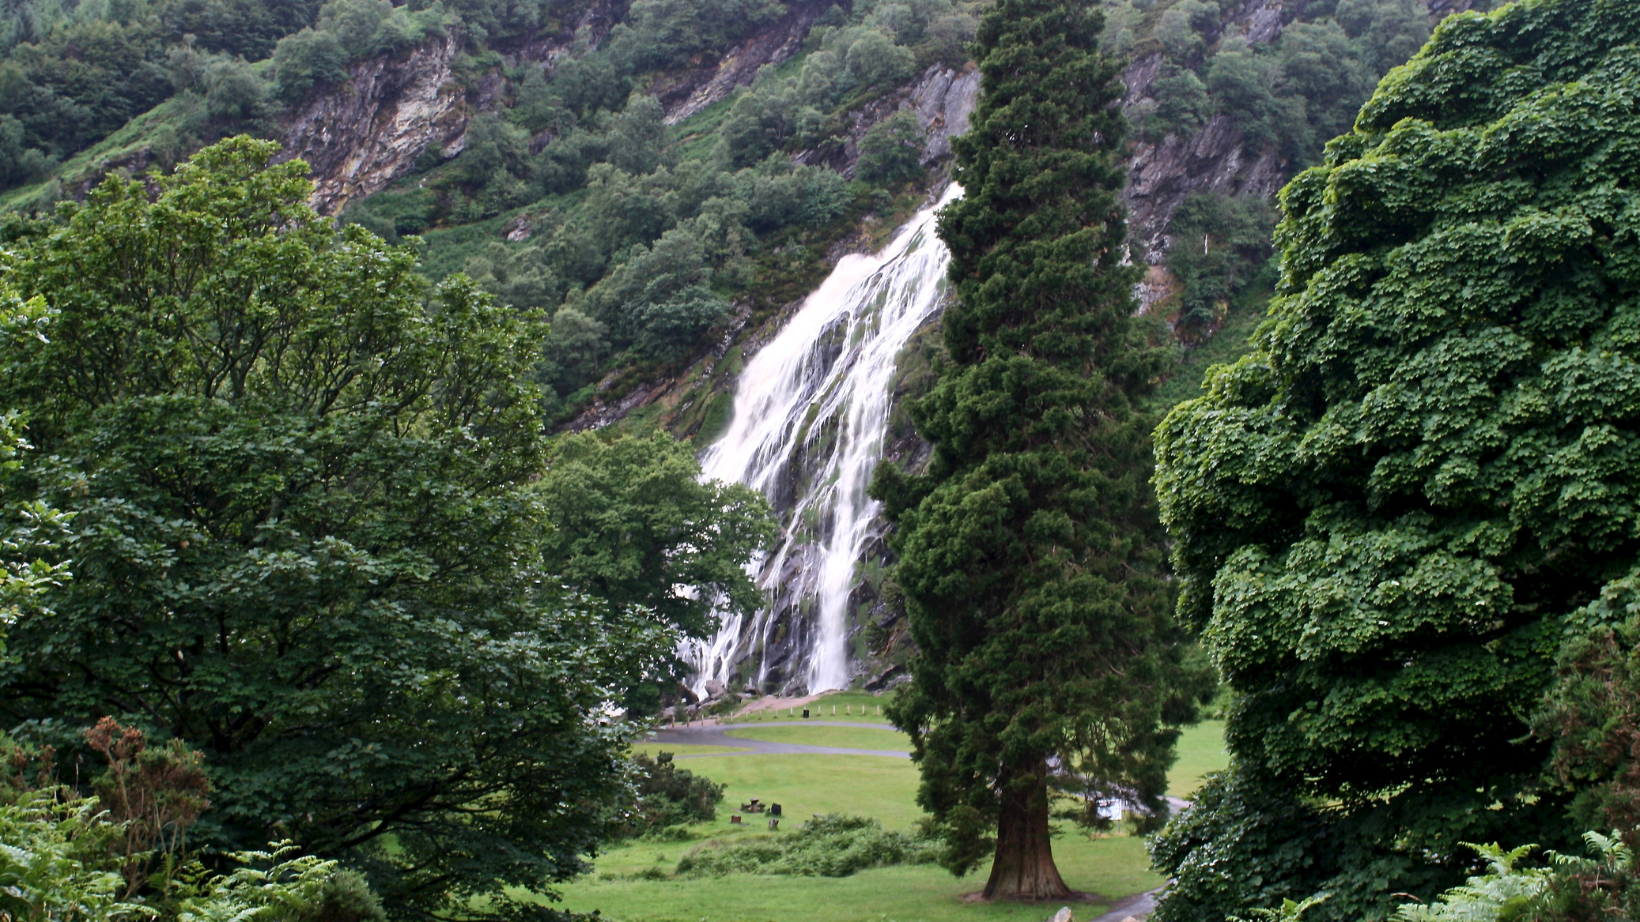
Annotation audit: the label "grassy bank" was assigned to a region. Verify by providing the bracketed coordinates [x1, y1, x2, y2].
[557, 717, 1231, 922]
[1168, 720, 1229, 797]
[722, 725, 910, 751]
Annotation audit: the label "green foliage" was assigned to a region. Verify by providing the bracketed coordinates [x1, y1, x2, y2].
[0, 137, 658, 921]
[1162, 192, 1275, 342]
[0, 791, 131, 922]
[1115, 0, 1422, 168]
[1393, 844, 1548, 922]
[1146, 65, 1212, 139]
[0, 786, 385, 922]
[269, 0, 447, 100]
[1150, 1, 1640, 919]
[0, 18, 177, 176]
[870, 0, 1198, 899]
[1530, 831, 1638, 922]
[674, 814, 937, 878]
[1234, 895, 1330, 922]
[538, 430, 776, 643]
[0, 290, 70, 652]
[712, 5, 974, 169]
[609, 753, 726, 840]
[1377, 833, 1638, 922]
[1533, 574, 1640, 849]
[856, 111, 925, 184]
[174, 844, 386, 922]
[269, 28, 347, 102]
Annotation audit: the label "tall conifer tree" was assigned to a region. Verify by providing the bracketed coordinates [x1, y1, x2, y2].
[872, 0, 1193, 901]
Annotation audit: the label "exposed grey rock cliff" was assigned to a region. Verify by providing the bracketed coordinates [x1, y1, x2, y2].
[659, 0, 835, 124]
[910, 65, 980, 165]
[1123, 108, 1288, 262]
[279, 2, 620, 215]
[790, 63, 980, 177]
[278, 32, 466, 216]
[1119, 0, 1479, 308]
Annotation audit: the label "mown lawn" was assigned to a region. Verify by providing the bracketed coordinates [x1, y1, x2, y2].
[550, 835, 1159, 922]
[548, 743, 1171, 922]
[722, 724, 910, 752]
[554, 715, 1226, 922]
[1167, 720, 1229, 797]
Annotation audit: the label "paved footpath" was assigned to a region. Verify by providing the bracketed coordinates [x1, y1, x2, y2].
[645, 720, 910, 759]
[1085, 889, 1162, 922]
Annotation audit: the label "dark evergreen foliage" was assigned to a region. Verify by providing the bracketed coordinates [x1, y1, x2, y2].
[872, 0, 1199, 901]
[608, 752, 727, 840]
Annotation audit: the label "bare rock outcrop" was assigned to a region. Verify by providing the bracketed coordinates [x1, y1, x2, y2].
[1118, 0, 1479, 301]
[659, 0, 836, 125]
[1118, 0, 1296, 272]
[910, 65, 980, 164]
[1123, 113, 1287, 262]
[792, 62, 979, 177]
[278, 31, 466, 215]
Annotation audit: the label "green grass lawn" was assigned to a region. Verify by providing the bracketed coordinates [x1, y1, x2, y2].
[551, 834, 1160, 922]
[1168, 720, 1229, 797]
[550, 720, 1226, 922]
[677, 753, 925, 827]
[549, 736, 1176, 922]
[723, 725, 910, 752]
[634, 743, 752, 757]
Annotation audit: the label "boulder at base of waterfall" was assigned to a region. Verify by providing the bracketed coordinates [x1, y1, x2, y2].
[704, 679, 726, 699]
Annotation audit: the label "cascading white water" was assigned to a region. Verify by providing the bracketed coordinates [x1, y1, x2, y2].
[688, 185, 962, 695]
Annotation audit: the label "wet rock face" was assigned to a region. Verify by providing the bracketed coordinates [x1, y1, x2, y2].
[278, 31, 467, 216]
[793, 63, 980, 178]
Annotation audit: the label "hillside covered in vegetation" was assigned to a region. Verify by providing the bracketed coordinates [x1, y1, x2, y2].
[1, 0, 1493, 423]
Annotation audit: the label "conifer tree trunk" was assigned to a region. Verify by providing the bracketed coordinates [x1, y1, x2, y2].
[984, 762, 1073, 901]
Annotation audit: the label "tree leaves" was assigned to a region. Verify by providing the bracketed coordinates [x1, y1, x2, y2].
[1152, 2, 1640, 918]
[0, 137, 647, 921]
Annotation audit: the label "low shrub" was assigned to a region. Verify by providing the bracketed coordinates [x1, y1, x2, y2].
[608, 753, 726, 840]
[674, 814, 938, 878]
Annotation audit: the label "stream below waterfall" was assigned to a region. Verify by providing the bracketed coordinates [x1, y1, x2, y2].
[686, 185, 962, 696]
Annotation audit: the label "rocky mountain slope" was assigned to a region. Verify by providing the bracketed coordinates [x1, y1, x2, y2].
[0, 0, 1491, 693]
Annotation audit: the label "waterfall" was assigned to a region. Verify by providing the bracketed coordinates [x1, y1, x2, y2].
[688, 185, 961, 695]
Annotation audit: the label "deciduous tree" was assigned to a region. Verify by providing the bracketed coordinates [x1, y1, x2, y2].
[0, 137, 660, 921]
[1151, 1, 1640, 917]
